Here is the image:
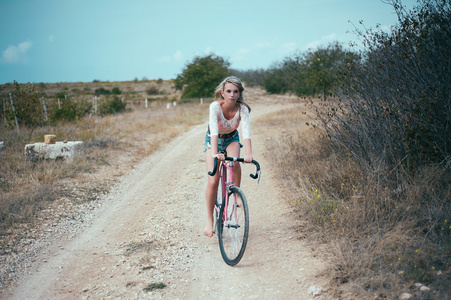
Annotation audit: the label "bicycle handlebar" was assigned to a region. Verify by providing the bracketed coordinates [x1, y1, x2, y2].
[208, 157, 261, 184]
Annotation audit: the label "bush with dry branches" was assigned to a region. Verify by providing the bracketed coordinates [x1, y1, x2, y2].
[264, 1, 450, 297]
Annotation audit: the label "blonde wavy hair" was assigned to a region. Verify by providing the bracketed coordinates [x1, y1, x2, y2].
[214, 76, 251, 113]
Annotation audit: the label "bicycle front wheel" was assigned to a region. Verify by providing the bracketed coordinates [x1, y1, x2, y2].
[214, 175, 224, 234]
[217, 186, 249, 266]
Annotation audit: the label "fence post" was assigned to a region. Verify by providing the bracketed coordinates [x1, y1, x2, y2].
[41, 96, 48, 121]
[94, 96, 97, 115]
[145, 98, 148, 108]
[9, 93, 19, 130]
[58, 98, 61, 109]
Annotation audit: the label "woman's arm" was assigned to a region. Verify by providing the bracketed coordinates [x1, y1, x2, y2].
[243, 138, 253, 163]
[210, 135, 224, 160]
[240, 105, 251, 140]
[209, 102, 225, 160]
[240, 105, 252, 162]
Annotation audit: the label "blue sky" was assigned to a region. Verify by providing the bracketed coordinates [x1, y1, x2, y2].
[0, 0, 418, 84]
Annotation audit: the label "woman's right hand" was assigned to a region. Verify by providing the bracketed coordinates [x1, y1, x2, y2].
[213, 153, 225, 161]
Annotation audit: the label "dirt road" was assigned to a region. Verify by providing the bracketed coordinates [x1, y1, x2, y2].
[3, 102, 329, 299]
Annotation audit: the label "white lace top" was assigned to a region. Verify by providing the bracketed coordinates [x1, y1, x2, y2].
[209, 101, 251, 140]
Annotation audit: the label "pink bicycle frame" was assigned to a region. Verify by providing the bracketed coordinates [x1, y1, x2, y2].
[217, 160, 237, 227]
[208, 156, 260, 227]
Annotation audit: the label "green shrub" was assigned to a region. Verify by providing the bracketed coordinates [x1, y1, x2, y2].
[95, 87, 111, 95]
[50, 98, 92, 123]
[146, 86, 159, 95]
[55, 91, 67, 99]
[51, 100, 78, 122]
[98, 96, 126, 115]
[112, 87, 122, 95]
[5, 82, 45, 126]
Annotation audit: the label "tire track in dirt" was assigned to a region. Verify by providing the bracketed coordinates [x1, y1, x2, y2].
[4, 101, 330, 299]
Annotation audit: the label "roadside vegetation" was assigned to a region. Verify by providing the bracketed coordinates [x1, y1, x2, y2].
[258, 0, 450, 298]
[0, 79, 206, 240]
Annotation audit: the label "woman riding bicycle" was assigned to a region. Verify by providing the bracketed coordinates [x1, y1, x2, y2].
[203, 76, 253, 238]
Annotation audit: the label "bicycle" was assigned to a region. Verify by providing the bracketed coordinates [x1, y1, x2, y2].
[208, 155, 261, 266]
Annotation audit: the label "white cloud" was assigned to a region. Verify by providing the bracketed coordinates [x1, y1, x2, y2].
[2, 41, 32, 63]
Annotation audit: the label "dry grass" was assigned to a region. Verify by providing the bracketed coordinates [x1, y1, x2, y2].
[34, 79, 181, 102]
[0, 80, 207, 239]
[258, 104, 451, 299]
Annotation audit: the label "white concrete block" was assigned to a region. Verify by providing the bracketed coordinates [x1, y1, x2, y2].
[25, 141, 83, 161]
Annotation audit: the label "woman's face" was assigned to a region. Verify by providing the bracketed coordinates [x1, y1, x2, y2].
[221, 82, 240, 102]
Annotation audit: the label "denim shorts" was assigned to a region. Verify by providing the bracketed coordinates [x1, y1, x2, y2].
[203, 130, 243, 153]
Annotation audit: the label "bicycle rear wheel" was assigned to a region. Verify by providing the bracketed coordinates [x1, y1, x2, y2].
[217, 186, 249, 266]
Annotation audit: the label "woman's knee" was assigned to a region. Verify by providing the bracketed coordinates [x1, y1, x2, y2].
[207, 176, 219, 188]
[226, 142, 241, 157]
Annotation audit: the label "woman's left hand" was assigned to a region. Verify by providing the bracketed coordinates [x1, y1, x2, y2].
[244, 154, 253, 163]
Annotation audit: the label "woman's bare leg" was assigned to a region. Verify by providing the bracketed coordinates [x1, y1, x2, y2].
[226, 142, 242, 187]
[205, 149, 219, 237]
[226, 142, 245, 208]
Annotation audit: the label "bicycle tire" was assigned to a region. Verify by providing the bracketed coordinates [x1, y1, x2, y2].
[217, 186, 249, 266]
[214, 175, 224, 234]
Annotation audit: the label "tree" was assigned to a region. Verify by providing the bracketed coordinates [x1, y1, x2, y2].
[175, 54, 231, 99]
[302, 42, 359, 97]
[257, 43, 358, 97]
[263, 63, 290, 94]
[232, 68, 266, 87]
